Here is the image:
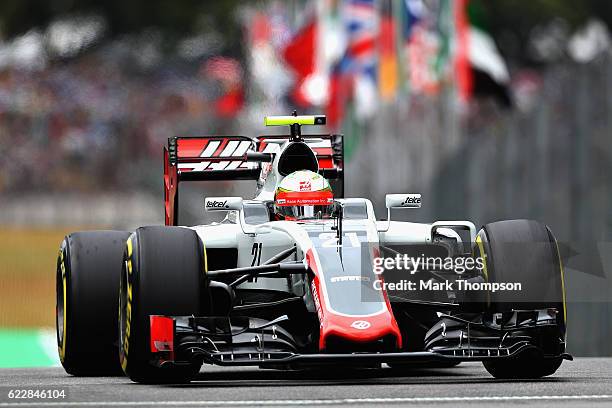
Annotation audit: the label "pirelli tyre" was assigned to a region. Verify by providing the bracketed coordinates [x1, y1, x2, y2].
[119, 226, 207, 384]
[56, 231, 130, 376]
[474, 219, 566, 379]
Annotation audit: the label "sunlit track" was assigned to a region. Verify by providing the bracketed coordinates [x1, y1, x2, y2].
[0, 359, 610, 408]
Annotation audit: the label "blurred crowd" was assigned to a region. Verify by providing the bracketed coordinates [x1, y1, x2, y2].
[0, 0, 463, 194]
[0, 49, 243, 193]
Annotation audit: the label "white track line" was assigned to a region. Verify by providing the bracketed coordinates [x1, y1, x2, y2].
[0, 395, 611, 406]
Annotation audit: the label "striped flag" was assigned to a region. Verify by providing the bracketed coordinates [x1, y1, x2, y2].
[378, 0, 399, 101]
[342, 0, 379, 119]
[454, 0, 473, 103]
[343, 0, 378, 72]
[398, 0, 458, 96]
[327, 0, 381, 129]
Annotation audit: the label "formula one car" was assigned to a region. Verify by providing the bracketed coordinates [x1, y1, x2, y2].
[56, 114, 571, 383]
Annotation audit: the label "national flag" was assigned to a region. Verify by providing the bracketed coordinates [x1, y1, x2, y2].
[342, 0, 378, 75]
[282, 21, 317, 107]
[326, 0, 379, 129]
[459, 0, 512, 107]
[282, 1, 347, 109]
[341, 0, 379, 119]
[204, 57, 244, 118]
[326, 60, 352, 130]
[283, 22, 317, 81]
[401, 0, 424, 39]
[468, 26, 512, 107]
[214, 89, 244, 118]
[399, 0, 443, 95]
[454, 0, 472, 103]
[378, 0, 399, 101]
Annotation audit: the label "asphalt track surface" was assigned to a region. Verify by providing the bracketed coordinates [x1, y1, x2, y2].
[0, 358, 610, 407]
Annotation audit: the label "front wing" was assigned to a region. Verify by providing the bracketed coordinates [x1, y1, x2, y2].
[148, 309, 571, 369]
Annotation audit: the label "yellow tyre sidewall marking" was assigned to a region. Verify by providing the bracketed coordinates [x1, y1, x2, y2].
[475, 234, 490, 306]
[120, 236, 134, 372]
[202, 238, 208, 276]
[554, 239, 568, 326]
[475, 235, 488, 281]
[58, 248, 67, 362]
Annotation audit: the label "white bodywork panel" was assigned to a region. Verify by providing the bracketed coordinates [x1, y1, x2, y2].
[187, 198, 468, 293]
[191, 199, 436, 253]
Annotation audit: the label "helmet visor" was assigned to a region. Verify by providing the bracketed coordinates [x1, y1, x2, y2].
[277, 204, 334, 220]
[275, 190, 334, 220]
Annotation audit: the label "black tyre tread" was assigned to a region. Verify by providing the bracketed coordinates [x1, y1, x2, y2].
[484, 354, 563, 379]
[57, 230, 130, 376]
[482, 219, 564, 313]
[477, 219, 565, 379]
[119, 226, 205, 384]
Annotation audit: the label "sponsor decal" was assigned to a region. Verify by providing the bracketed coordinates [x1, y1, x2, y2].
[311, 279, 324, 324]
[299, 180, 312, 191]
[281, 197, 331, 205]
[330, 275, 371, 283]
[350, 320, 371, 330]
[275, 191, 334, 207]
[402, 195, 421, 206]
[386, 193, 422, 209]
[206, 200, 229, 209]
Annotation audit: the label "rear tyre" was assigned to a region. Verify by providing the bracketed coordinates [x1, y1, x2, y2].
[475, 219, 566, 379]
[56, 231, 130, 376]
[119, 226, 207, 384]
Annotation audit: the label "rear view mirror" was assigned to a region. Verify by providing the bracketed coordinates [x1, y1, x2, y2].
[204, 197, 243, 212]
[385, 194, 422, 209]
[379, 194, 421, 232]
[204, 197, 269, 236]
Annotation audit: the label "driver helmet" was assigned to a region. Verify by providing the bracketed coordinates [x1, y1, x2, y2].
[274, 170, 333, 220]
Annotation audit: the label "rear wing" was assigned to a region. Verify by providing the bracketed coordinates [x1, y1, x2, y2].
[164, 135, 343, 225]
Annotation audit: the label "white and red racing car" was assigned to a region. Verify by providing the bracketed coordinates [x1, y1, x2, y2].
[56, 114, 570, 383]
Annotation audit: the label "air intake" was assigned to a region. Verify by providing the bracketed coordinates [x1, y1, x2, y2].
[277, 142, 318, 176]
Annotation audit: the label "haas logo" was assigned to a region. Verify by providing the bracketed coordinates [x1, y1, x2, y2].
[299, 180, 312, 191]
[350, 320, 371, 330]
[206, 200, 228, 209]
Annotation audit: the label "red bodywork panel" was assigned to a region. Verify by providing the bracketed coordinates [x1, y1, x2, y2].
[150, 315, 175, 357]
[163, 148, 179, 226]
[305, 249, 403, 351]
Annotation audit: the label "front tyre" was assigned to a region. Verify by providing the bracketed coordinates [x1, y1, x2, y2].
[475, 219, 566, 379]
[119, 226, 207, 383]
[483, 349, 563, 379]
